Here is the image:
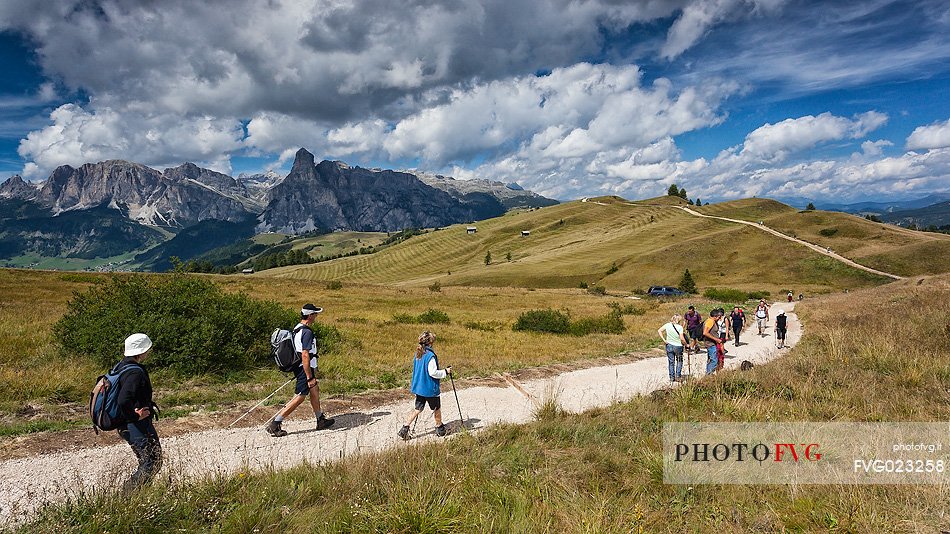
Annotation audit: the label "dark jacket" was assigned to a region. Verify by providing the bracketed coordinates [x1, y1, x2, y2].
[114, 357, 154, 422]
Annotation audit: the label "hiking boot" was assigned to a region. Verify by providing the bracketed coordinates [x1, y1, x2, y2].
[316, 414, 335, 430]
[397, 425, 410, 440]
[266, 419, 287, 437]
[435, 424, 447, 437]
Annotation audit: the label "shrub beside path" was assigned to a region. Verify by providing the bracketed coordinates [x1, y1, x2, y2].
[0, 303, 802, 525]
[673, 206, 903, 280]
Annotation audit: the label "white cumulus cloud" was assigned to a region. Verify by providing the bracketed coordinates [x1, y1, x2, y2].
[18, 104, 243, 178]
[906, 118, 950, 150]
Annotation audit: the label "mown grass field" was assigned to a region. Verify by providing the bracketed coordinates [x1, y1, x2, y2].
[698, 199, 950, 276]
[21, 272, 950, 532]
[269, 196, 891, 294]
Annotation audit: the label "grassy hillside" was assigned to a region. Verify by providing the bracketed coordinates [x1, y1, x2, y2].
[23, 273, 950, 532]
[699, 199, 950, 276]
[270, 196, 891, 294]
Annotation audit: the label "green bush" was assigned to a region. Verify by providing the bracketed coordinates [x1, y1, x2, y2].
[586, 285, 607, 296]
[818, 227, 838, 237]
[569, 311, 625, 336]
[513, 309, 571, 334]
[417, 309, 451, 324]
[53, 274, 340, 375]
[702, 287, 747, 303]
[325, 280, 343, 290]
[392, 309, 451, 325]
[513, 309, 625, 336]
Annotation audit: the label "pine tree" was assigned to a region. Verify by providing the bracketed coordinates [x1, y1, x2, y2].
[667, 183, 680, 196]
[695, 198, 702, 206]
[678, 187, 687, 199]
[806, 202, 816, 210]
[679, 269, 697, 294]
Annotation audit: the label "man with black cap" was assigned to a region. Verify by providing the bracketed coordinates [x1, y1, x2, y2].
[266, 304, 335, 437]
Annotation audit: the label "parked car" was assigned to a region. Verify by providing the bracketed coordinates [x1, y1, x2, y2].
[647, 286, 685, 297]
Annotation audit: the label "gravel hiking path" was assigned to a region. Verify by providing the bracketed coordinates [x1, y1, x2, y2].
[673, 206, 903, 280]
[0, 303, 800, 526]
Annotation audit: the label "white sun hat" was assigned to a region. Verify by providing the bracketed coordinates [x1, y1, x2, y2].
[124, 333, 153, 357]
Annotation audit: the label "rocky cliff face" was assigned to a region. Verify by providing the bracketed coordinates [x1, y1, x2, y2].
[163, 162, 263, 212]
[258, 149, 509, 233]
[4, 150, 556, 236]
[30, 160, 254, 227]
[237, 170, 283, 204]
[0, 175, 37, 200]
[414, 172, 558, 210]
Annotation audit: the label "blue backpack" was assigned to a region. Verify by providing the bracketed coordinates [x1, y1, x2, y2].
[89, 362, 142, 433]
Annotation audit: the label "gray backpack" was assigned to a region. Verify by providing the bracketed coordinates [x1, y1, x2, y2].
[270, 324, 305, 372]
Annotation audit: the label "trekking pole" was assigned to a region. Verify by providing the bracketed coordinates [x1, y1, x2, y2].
[449, 370, 464, 430]
[227, 377, 294, 429]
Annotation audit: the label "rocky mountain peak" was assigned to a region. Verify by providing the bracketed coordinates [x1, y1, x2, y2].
[0, 175, 37, 199]
[291, 148, 315, 172]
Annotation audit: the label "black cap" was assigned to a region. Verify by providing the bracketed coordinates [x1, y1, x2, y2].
[301, 303, 323, 317]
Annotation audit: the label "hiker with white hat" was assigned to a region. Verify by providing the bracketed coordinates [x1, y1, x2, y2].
[113, 333, 162, 491]
[266, 304, 335, 437]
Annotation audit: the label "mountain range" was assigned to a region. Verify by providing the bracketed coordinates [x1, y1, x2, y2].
[0, 148, 556, 269]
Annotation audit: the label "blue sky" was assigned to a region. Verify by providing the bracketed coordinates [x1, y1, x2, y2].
[0, 0, 948, 203]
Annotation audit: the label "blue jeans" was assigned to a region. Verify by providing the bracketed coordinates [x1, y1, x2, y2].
[665, 343, 684, 380]
[117, 417, 162, 491]
[706, 345, 719, 375]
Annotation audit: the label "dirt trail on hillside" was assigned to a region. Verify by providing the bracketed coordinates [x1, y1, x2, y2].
[0, 303, 801, 526]
[674, 206, 903, 280]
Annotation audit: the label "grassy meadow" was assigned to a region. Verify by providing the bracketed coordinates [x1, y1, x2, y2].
[268, 196, 891, 294]
[697, 199, 950, 276]
[20, 271, 950, 532]
[0, 268, 707, 435]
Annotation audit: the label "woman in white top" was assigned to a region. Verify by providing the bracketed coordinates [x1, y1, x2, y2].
[658, 314, 688, 382]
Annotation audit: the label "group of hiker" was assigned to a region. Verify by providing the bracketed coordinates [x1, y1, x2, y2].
[101, 302, 460, 490]
[103, 297, 791, 490]
[657, 299, 789, 382]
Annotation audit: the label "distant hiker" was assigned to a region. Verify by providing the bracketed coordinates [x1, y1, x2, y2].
[775, 309, 788, 348]
[702, 309, 723, 375]
[398, 331, 452, 440]
[658, 314, 688, 383]
[730, 306, 745, 346]
[754, 300, 770, 335]
[266, 304, 334, 437]
[684, 306, 703, 355]
[799, 293, 804, 300]
[717, 307, 730, 344]
[787, 291, 794, 302]
[715, 308, 728, 370]
[114, 333, 161, 491]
